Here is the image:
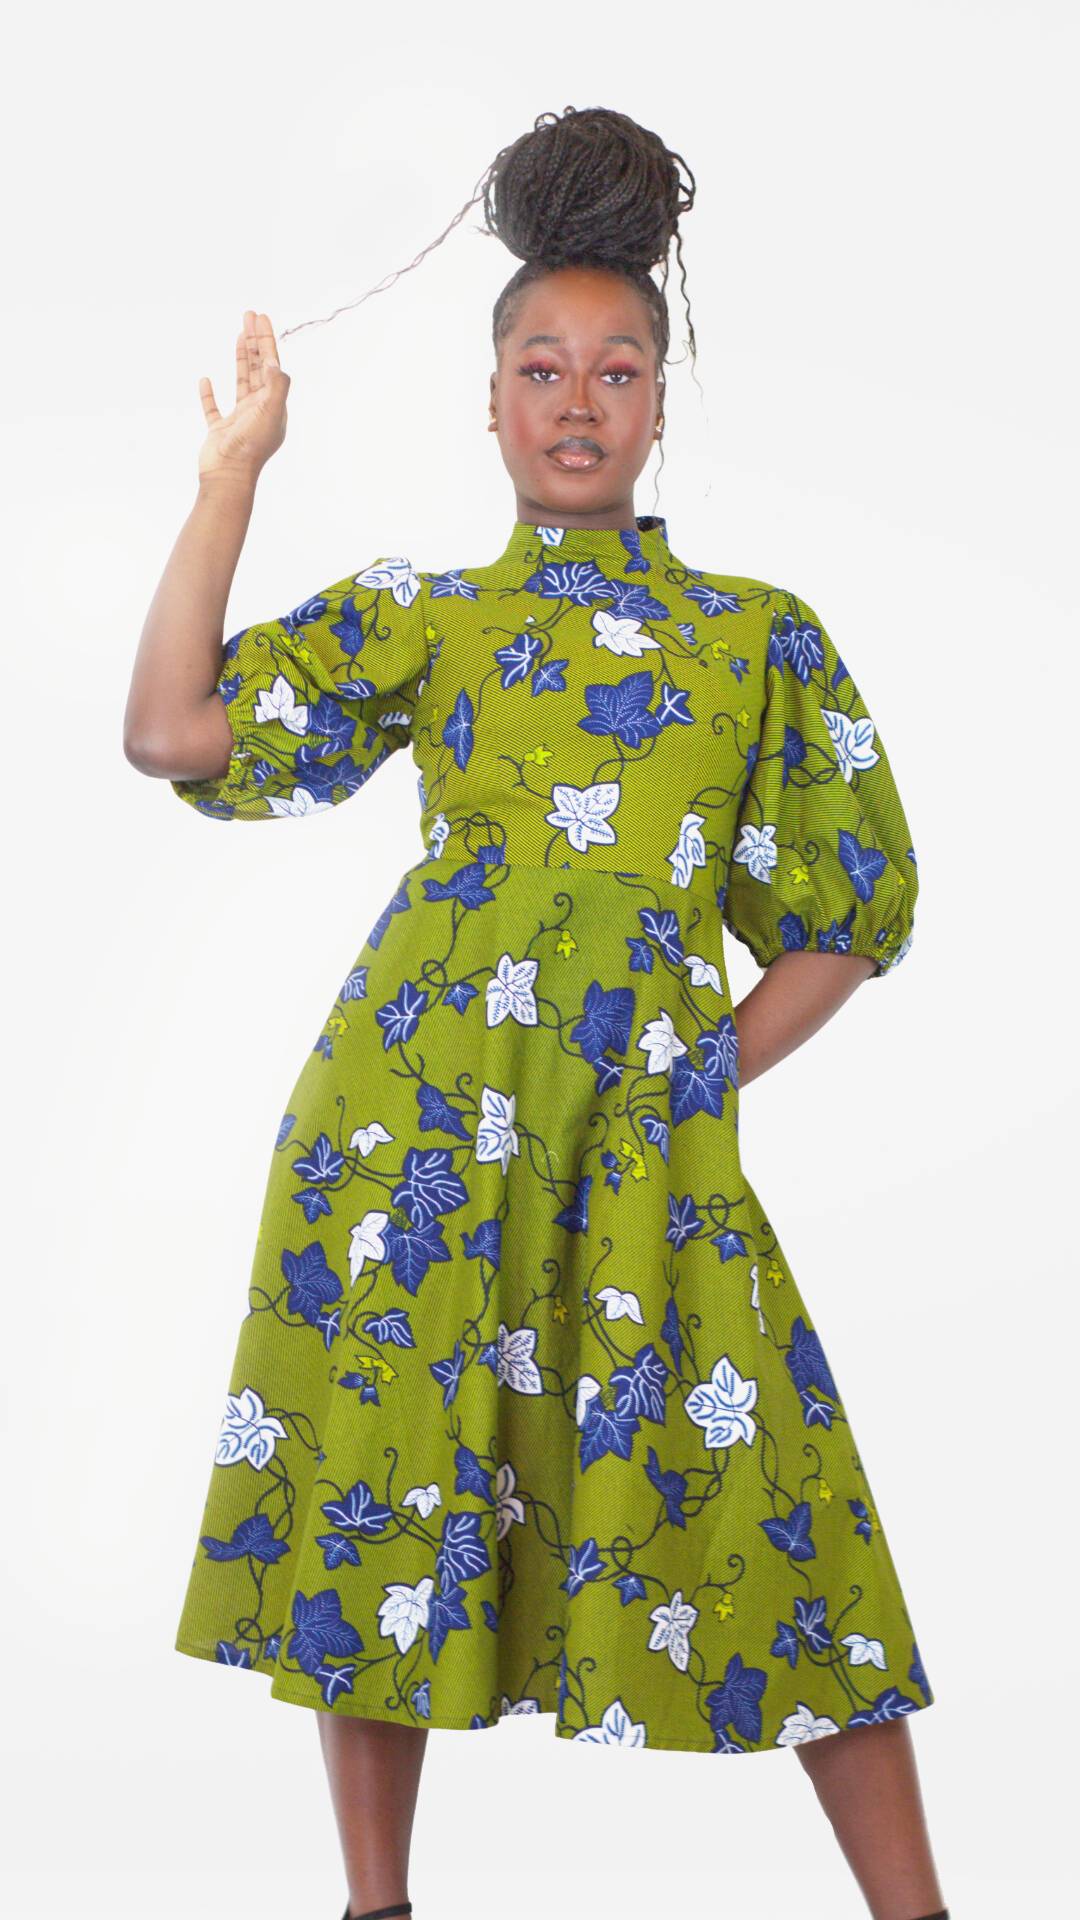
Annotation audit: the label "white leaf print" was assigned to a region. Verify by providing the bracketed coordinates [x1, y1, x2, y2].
[499, 1693, 542, 1716]
[749, 1263, 767, 1336]
[636, 1009, 689, 1076]
[535, 524, 565, 545]
[667, 811, 707, 887]
[841, 1633, 888, 1669]
[684, 953, 723, 994]
[495, 1461, 527, 1538]
[822, 708, 880, 782]
[349, 1210, 390, 1278]
[732, 820, 779, 884]
[546, 780, 621, 851]
[486, 953, 539, 1028]
[776, 1703, 843, 1746]
[265, 785, 335, 819]
[572, 1696, 648, 1745]
[476, 1085, 519, 1173]
[353, 555, 421, 608]
[647, 1589, 699, 1671]
[253, 672, 309, 735]
[350, 1120, 394, 1157]
[497, 1322, 543, 1395]
[216, 1386, 288, 1470]
[402, 1482, 441, 1519]
[683, 1354, 759, 1449]
[592, 607, 661, 656]
[594, 1286, 645, 1323]
[377, 1576, 434, 1652]
[575, 1374, 603, 1425]
[427, 811, 450, 854]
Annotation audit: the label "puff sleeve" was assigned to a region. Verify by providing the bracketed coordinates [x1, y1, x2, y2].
[171, 555, 429, 820]
[721, 589, 918, 978]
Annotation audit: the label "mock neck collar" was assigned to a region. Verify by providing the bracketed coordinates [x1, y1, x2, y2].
[495, 513, 674, 576]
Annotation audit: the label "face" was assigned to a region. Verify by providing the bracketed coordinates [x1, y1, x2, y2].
[489, 266, 663, 528]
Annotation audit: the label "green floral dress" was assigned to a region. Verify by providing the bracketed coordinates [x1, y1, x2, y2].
[170, 514, 933, 1754]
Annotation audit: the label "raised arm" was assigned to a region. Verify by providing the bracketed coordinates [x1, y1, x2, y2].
[123, 311, 291, 782]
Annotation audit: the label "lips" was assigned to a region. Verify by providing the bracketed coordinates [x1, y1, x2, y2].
[547, 442, 606, 471]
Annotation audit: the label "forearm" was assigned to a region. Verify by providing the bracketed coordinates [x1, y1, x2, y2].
[734, 950, 877, 1087]
[123, 470, 258, 779]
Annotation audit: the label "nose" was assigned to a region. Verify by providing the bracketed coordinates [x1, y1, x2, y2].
[560, 377, 599, 420]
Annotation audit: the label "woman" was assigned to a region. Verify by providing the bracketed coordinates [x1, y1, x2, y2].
[125, 106, 948, 1920]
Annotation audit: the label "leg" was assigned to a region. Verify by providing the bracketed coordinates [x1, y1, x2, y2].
[317, 1709, 429, 1918]
[795, 1718, 947, 1920]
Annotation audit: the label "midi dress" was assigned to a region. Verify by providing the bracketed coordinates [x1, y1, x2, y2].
[170, 513, 934, 1755]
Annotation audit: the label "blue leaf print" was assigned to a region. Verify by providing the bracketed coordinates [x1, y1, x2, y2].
[416, 1081, 471, 1140]
[444, 979, 480, 1013]
[684, 582, 743, 618]
[391, 1147, 469, 1227]
[611, 1344, 669, 1425]
[437, 1510, 491, 1590]
[421, 861, 496, 909]
[384, 1218, 451, 1295]
[776, 610, 826, 686]
[578, 671, 662, 748]
[580, 1395, 639, 1469]
[292, 1133, 346, 1185]
[361, 1307, 417, 1348]
[443, 687, 475, 771]
[462, 1216, 502, 1267]
[320, 1479, 395, 1536]
[553, 1174, 591, 1233]
[532, 657, 568, 694]
[847, 1687, 921, 1726]
[429, 1339, 465, 1405]
[793, 1594, 833, 1653]
[494, 630, 544, 687]
[838, 828, 889, 903]
[317, 1533, 363, 1571]
[454, 1444, 494, 1503]
[759, 1500, 817, 1561]
[641, 1110, 670, 1161]
[281, 1243, 343, 1325]
[561, 1536, 606, 1596]
[669, 1048, 729, 1126]
[771, 1621, 800, 1668]
[655, 681, 693, 728]
[376, 979, 429, 1050]
[660, 1295, 684, 1372]
[638, 906, 684, 965]
[201, 1512, 291, 1564]
[571, 980, 636, 1063]
[705, 1652, 767, 1745]
[786, 1315, 838, 1399]
[606, 580, 671, 620]
[643, 1444, 688, 1528]
[287, 1589, 365, 1678]
[428, 1583, 470, 1662]
[525, 558, 613, 604]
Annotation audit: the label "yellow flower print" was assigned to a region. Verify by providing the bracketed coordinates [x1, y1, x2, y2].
[713, 1588, 735, 1620]
[766, 1259, 785, 1288]
[325, 1014, 348, 1039]
[525, 743, 555, 767]
[790, 864, 810, 887]
[552, 1296, 568, 1323]
[555, 930, 577, 959]
[710, 634, 731, 659]
[737, 706, 751, 731]
[817, 1479, 833, 1504]
[424, 624, 437, 642]
[618, 1138, 648, 1181]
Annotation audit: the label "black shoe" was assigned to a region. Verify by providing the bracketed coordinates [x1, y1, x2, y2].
[341, 1903, 412, 1920]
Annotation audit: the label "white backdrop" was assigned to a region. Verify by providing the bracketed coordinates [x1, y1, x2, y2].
[5, 2, 1076, 1915]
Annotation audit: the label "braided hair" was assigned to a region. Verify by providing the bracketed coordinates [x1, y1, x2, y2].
[279, 104, 697, 397]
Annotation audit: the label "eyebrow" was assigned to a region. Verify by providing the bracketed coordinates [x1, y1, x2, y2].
[520, 332, 646, 352]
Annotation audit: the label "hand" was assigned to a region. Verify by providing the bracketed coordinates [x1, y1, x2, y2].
[197, 310, 290, 485]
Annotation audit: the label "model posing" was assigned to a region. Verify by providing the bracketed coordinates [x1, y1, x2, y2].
[126, 105, 948, 1920]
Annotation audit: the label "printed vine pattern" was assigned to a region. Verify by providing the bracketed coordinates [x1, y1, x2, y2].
[172, 516, 931, 1752]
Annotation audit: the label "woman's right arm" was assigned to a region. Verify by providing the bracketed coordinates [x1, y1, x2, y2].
[123, 311, 290, 782]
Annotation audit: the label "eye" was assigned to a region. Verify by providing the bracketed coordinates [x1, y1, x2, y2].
[603, 366, 640, 386]
[517, 360, 558, 382]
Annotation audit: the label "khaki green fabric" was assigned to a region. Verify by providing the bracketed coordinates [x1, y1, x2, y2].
[171, 516, 932, 1753]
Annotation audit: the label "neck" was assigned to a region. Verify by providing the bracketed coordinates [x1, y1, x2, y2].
[495, 512, 674, 577]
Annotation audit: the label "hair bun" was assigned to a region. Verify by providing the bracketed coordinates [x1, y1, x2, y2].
[482, 104, 694, 275]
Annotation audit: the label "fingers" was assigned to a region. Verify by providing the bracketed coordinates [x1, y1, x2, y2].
[198, 375, 222, 426]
